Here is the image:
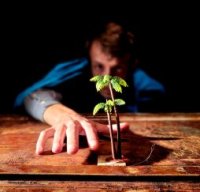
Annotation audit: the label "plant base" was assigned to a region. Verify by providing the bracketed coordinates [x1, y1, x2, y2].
[97, 155, 129, 166]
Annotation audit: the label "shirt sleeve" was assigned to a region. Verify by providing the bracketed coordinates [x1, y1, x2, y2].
[133, 68, 166, 112]
[24, 89, 62, 122]
[133, 68, 165, 102]
[14, 58, 88, 108]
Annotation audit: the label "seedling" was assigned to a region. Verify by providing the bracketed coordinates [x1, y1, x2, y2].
[90, 75, 128, 160]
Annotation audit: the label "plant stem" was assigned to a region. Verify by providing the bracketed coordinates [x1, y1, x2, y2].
[106, 110, 116, 160]
[108, 83, 122, 159]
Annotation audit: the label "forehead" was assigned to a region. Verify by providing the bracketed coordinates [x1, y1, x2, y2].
[89, 41, 130, 67]
[89, 41, 115, 64]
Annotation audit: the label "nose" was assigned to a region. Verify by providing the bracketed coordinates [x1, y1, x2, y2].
[104, 66, 111, 75]
[105, 67, 118, 76]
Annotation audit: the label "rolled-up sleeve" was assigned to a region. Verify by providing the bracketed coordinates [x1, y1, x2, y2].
[24, 89, 62, 122]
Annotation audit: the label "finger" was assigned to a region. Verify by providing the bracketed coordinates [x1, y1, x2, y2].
[66, 121, 80, 154]
[96, 122, 129, 134]
[36, 127, 55, 155]
[52, 125, 66, 153]
[81, 121, 99, 151]
[110, 122, 130, 133]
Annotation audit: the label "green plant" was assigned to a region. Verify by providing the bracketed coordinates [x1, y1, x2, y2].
[90, 75, 128, 159]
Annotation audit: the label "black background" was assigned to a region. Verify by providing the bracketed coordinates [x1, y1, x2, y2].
[1, 3, 199, 114]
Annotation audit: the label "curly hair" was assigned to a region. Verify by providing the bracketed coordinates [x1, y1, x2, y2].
[87, 21, 136, 59]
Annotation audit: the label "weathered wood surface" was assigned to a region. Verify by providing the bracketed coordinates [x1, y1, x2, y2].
[0, 180, 199, 192]
[0, 113, 199, 191]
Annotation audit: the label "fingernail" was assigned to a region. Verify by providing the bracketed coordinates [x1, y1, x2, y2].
[67, 145, 78, 154]
[52, 144, 61, 153]
[36, 146, 43, 155]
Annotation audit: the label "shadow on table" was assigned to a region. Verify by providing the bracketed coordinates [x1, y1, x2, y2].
[95, 130, 176, 166]
[41, 132, 175, 166]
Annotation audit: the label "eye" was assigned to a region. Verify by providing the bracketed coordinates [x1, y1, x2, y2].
[112, 66, 123, 74]
[115, 67, 123, 73]
[95, 63, 104, 72]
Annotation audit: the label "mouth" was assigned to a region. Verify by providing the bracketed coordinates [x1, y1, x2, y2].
[100, 87, 114, 99]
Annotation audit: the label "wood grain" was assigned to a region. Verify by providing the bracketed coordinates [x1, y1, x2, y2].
[0, 113, 199, 191]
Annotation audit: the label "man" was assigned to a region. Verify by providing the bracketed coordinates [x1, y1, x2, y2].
[14, 21, 165, 155]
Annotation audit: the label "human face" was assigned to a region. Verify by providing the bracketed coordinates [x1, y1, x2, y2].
[89, 41, 130, 98]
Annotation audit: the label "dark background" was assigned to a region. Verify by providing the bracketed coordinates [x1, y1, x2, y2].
[1, 3, 199, 114]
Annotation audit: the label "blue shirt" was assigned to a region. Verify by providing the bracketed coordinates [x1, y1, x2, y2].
[14, 57, 165, 114]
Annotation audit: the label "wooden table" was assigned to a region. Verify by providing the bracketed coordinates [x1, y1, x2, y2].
[0, 113, 199, 191]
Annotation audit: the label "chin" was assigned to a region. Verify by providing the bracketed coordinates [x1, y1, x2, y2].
[100, 88, 112, 99]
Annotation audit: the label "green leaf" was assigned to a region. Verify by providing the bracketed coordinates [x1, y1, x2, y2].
[104, 104, 112, 113]
[96, 81, 108, 91]
[90, 75, 103, 82]
[93, 102, 105, 115]
[106, 99, 114, 106]
[112, 76, 128, 87]
[111, 79, 122, 93]
[114, 99, 126, 106]
[117, 77, 128, 87]
[103, 75, 111, 83]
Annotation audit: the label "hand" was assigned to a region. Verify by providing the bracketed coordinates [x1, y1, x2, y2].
[35, 114, 129, 155]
